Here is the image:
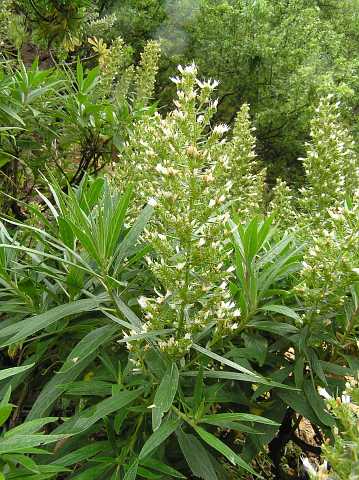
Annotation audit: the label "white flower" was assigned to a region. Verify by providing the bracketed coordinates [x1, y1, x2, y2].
[196, 78, 219, 90]
[178, 63, 197, 75]
[155, 163, 168, 175]
[170, 76, 182, 84]
[302, 457, 316, 476]
[233, 309, 241, 317]
[341, 394, 351, 404]
[317, 387, 332, 400]
[148, 197, 157, 207]
[213, 124, 229, 135]
[138, 296, 148, 309]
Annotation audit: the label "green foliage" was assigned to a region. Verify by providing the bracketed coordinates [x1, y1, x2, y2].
[12, 0, 90, 50]
[0, 0, 359, 477]
[0, 36, 160, 212]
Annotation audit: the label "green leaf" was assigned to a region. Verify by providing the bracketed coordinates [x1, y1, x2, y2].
[200, 413, 279, 426]
[294, 356, 305, 388]
[248, 320, 298, 336]
[276, 390, 320, 425]
[0, 364, 34, 382]
[194, 426, 259, 477]
[303, 380, 335, 427]
[0, 434, 69, 454]
[51, 442, 110, 466]
[124, 459, 139, 480]
[152, 363, 179, 431]
[113, 295, 143, 330]
[176, 430, 218, 480]
[27, 354, 96, 420]
[5, 418, 58, 438]
[0, 298, 104, 347]
[59, 325, 116, 374]
[193, 365, 204, 414]
[259, 304, 300, 321]
[141, 458, 186, 478]
[139, 417, 181, 460]
[54, 388, 143, 435]
[192, 344, 261, 378]
[1, 453, 40, 473]
[0, 104, 25, 125]
[113, 203, 154, 270]
[182, 370, 297, 390]
[71, 464, 111, 480]
[59, 380, 112, 397]
[0, 404, 14, 426]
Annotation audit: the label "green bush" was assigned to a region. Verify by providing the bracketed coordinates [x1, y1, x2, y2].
[0, 61, 358, 478]
[0, 1, 359, 477]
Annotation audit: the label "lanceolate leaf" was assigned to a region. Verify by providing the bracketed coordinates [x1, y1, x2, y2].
[0, 298, 106, 347]
[259, 304, 301, 321]
[27, 355, 96, 420]
[139, 417, 181, 460]
[303, 380, 335, 427]
[0, 363, 34, 382]
[0, 434, 69, 454]
[53, 389, 143, 435]
[176, 430, 218, 480]
[192, 344, 261, 378]
[152, 363, 179, 431]
[123, 459, 139, 480]
[182, 370, 297, 389]
[59, 325, 117, 374]
[200, 413, 279, 426]
[140, 458, 186, 479]
[194, 426, 259, 477]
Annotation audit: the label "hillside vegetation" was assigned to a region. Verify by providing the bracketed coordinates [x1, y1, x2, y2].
[0, 1, 358, 479]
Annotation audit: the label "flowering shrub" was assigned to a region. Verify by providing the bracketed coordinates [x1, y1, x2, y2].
[116, 63, 265, 355]
[0, 58, 358, 478]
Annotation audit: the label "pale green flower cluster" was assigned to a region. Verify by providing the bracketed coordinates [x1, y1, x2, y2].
[133, 41, 161, 109]
[87, 13, 119, 42]
[94, 37, 160, 109]
[269, 177, 297, 230]
[0, 0, 26, 50]
[299, 95, 359, 227]
[269, 96, 359, 332]
[116, 64, 264, 355]
[296, 194, 359, 329]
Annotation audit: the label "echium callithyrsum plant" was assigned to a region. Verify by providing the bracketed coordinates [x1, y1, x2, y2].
[299, 95, 359, 227]
[296, 192, 359, 335]
[89, 35, 160, 108]
[270, 96, 359, 233]
[294, 97, 359, 327]
[116, 64, 265, 356]
[269, 96, 359, 339]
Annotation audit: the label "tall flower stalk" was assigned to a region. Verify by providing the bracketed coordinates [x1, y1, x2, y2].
[116, 64, 265, 355]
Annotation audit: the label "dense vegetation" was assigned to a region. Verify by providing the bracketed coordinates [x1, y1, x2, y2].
[0, 1, 358, 479]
